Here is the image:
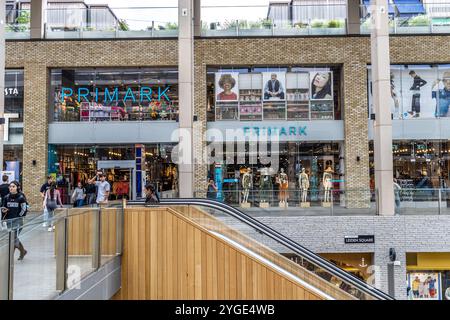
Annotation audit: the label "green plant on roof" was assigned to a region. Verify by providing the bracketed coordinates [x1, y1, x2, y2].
[327, 19, 344, 28]
[118, 19, 129, 31]
[408, 14, 430, 26]
[15, 10, 30, 32]
[311, 20, 325, 28]
[164, 22, 178, 30]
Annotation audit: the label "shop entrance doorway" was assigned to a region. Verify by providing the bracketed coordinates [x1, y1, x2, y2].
[98, 160, 136, 200]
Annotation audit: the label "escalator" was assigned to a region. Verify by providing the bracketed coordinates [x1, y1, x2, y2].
[124, 198, 393, 300]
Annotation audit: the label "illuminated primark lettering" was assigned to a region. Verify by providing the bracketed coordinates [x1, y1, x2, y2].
[242, 126, 307, 137]
[60, 86, 171, 103]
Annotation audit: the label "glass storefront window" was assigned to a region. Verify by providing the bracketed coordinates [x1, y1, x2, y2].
[206, 142, 342, 204]
[207, 66, 341, 122]
[368, 64, 450, 120]
[369, 140, 450, 189]
[5, 69, 24, 122]
[50, 68, 179, 122]
[49, 144, 177, 204]
[3, 145, 23, 184]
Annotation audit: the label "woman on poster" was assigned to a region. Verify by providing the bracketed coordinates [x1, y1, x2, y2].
[216, 74, 238, 101]
[311, 72, 332, 100]
[432, 71, 450, 117]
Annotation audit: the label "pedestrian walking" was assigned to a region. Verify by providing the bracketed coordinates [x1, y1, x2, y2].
[1, 181, 28, 260]
[71, 182, 86, 207]
[40, 175, 54, 227]
[43, 182, 64, 232]
[144, 183, 160, 205]
[88, 172, 110, 205]
[0, 175, 10, 201]
[85, 180, 97, 205]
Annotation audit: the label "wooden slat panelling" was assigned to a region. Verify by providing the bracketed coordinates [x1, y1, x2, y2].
[55, 208, 117, 256]
[114, 207, 350, 300]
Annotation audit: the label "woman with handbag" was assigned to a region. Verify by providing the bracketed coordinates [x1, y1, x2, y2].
[1, 181, 28, 260]
[43, 182, 64, 232]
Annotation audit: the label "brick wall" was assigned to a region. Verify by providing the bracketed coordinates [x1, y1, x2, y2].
[6, 40, 178, 209]
[5, 35, 450, 208]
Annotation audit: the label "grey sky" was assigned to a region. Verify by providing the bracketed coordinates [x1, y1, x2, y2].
[84, 0, 288, 28]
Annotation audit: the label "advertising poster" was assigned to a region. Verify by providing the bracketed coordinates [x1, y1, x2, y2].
[262, 72, 286, 101]
[5, 161, 20, 182]
[408, 272, 441, 300]
[310, 71, 333, 100]
[368, 65, 450, 120]
[0, 171, 15, 183]
[400, 66, 436, 119]
[215, 72, 239, 101]
[433, 67, 450, 118]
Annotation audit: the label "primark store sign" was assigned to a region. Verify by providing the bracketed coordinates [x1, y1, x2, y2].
[207, 120, 344, 142]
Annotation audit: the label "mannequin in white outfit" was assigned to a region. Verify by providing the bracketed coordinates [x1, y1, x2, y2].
[323, 166, 333, 202]
[241, 168, 252, 204]
[299, 168, 310, 203]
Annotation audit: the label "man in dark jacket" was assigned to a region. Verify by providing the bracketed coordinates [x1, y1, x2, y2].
[144, 183, 160, 205]
[409, 70, 427, 118]
[85, 181, 97, 205]
[0, 175, 10, 200]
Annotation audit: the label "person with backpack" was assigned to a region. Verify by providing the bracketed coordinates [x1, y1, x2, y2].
[43, 182, 64, 232]
[1, 181, 28, 260]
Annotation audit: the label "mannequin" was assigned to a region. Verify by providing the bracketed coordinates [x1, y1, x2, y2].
[241, 168, 252, 204]
[299, 168, 310, 203]
[323, 166, 333, 203]
[277, 168, 289, 206]
[259, 167, 272, 205]
[172, 167, 179, 196]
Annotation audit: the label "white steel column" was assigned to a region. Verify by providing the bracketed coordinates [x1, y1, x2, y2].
[371, 0, 394, 215]
[178, 0, 194, 198]
[0, 0, 6, 167]
[30, 0, 47, 39]
[347, 0, 361, 34]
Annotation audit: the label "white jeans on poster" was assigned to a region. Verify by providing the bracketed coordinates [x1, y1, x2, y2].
[42, 207, 49, 227]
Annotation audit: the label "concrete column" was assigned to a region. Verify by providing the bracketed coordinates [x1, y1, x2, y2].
[30, 0, 47, 39]
[347, 0, 361, 34]
[371, 0, 394, 216]
[178, 0, 194, 198]
[0, 0, 5, 168]
[194, 0, 201, 37]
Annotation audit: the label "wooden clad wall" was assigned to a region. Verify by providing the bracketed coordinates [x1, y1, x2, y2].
[114, 207, 326, 300]
[55, 208, 118, 256]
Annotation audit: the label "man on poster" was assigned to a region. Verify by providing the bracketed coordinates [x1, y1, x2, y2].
[432, 71, 450, 117]
[408, 70, 427, 118]
[264, 73, 285, 100]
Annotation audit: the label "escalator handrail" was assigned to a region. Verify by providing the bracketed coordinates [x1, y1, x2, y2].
[128, 198, 394, 300]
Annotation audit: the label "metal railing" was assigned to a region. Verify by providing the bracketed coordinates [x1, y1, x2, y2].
[44, 7, 178, 39]
[129, 198, 393, 300]
[0, 200, 124, 300]
[195, 187, 450, 216]
[201, 4, 347, 37]
[360, 2, 450, 35]
[4, 9, 30, 40]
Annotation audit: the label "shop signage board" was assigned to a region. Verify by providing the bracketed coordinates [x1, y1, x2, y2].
[344, 235, 375, 244]
[207, 120, 344, 142]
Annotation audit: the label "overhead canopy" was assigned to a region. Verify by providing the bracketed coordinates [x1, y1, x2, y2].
[393, 0, 426, 16]
[362, 0, 396, 15]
